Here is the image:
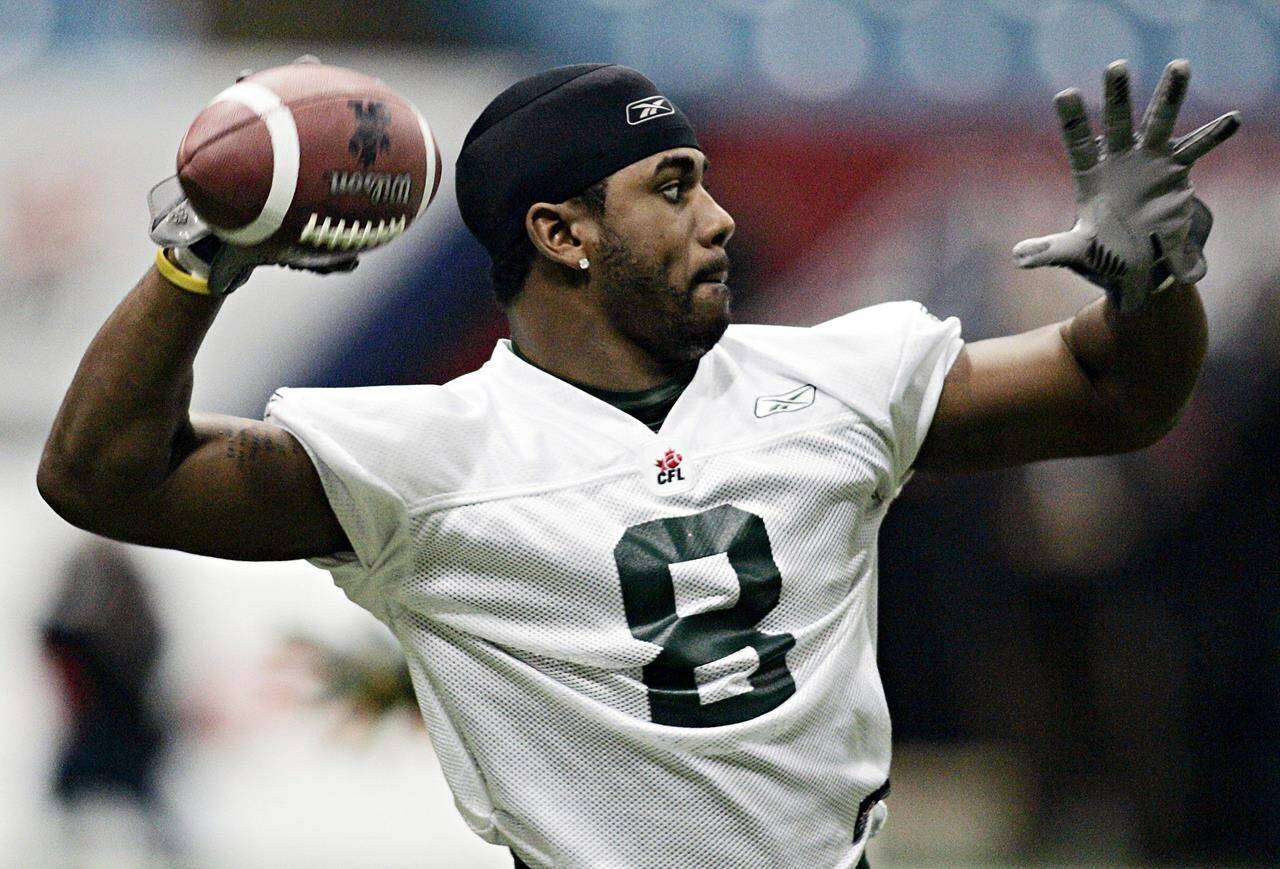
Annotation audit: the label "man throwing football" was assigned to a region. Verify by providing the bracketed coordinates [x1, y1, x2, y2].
[39, 60, 1239, 867]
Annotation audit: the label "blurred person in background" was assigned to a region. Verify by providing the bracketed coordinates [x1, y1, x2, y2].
[34, 54, 1243, 868]
[40, 538, 181, 863]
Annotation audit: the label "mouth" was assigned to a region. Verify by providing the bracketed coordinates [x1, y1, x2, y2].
[692, 251, 731, 286]
[692, 268, 729, 289]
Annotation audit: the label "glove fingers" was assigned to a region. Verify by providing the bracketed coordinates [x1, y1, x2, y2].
[1171, 112, 1242, 165]
[1013, 230, 1088, 269]
[1102, 60, 1134, 154]
[208, 244, 268, 295]
[322, 257, 359, 275]
[1139, 59, 1190, 151]
[286, 255, 360, 275]
[1054, 89, 1099, 173]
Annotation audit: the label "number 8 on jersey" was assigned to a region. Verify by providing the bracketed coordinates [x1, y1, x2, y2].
[614, 505, 796, 727]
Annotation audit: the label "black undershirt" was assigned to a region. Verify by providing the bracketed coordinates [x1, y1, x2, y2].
[511, 342, 696, 432]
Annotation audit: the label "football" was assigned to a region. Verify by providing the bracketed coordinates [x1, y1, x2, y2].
[176, 60, 441, 259]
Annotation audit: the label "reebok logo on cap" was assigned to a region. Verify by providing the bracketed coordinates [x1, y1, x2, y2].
[458, 65, 700, 256]
[626, 96, 675, 125]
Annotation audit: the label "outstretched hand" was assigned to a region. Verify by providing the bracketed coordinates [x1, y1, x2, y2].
[1013, 59, 1240, 315]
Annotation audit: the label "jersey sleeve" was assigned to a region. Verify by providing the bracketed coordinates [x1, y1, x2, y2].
[263, 387, 411, 622]
[815, 301, 963, 489]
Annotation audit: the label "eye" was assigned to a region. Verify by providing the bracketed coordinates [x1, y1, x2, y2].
[661, 182, 683, 203]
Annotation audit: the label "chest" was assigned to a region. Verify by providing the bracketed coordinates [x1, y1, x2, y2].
[389, 418, 894, 661]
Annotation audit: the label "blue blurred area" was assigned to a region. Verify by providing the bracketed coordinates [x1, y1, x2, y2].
[4, 0, 187, 41]
[310, 224, 495, 389]
[413, 0, 1279, 114]
[17, 0, 1279, 115]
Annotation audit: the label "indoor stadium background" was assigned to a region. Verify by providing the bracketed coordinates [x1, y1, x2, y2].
[1, 0, 1277, 865]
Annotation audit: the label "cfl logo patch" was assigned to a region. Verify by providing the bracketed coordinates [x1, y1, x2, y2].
[640, 445, 693, 495]
[654, 448, 684, 485]
[627, 96, 676, 125]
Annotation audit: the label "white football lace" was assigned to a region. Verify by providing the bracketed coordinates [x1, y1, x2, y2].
[298, 213, 407, 250]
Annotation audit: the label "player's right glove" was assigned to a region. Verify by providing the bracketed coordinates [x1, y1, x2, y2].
[1013, 59, 1241, 316]
[148, 175, 358, 296]
[147, 56, 359, 297]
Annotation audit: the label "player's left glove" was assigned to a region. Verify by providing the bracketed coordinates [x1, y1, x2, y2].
[1013, 59, 1241, 315]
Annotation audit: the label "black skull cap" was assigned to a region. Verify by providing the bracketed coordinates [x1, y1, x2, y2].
[456, 63, 700, 257]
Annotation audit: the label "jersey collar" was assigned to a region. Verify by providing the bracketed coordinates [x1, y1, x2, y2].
[508, 341, 695, 432]
[486, 338, 719, 442]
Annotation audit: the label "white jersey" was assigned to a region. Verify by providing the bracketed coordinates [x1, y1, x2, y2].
[264, 301, 963, 868]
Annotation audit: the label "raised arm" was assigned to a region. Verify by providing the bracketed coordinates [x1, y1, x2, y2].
[37, 265, 350, 561]
[915, 60, 1238, 474]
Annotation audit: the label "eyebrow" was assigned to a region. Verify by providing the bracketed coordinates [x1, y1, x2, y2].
[652, 154, 710, 178]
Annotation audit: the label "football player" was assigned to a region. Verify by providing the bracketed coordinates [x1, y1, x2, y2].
[39, 61, 1238, 867]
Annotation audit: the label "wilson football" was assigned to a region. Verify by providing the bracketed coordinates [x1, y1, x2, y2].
[176, 60, 441, 259]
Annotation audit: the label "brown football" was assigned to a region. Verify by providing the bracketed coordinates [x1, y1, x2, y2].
[177, 61, 441, 259]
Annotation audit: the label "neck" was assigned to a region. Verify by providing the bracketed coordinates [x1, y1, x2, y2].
[507, 278, 684, 392]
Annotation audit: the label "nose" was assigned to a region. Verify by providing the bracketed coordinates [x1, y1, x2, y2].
[698, 190, 735, 249]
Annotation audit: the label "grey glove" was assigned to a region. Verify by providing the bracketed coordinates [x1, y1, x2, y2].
[147, 55, 358, 296]
[1013, 59, 1241, 315]
[149, 175, 358, 296]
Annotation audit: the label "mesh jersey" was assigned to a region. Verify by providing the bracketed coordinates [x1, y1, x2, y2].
[265, 301, 963, 868]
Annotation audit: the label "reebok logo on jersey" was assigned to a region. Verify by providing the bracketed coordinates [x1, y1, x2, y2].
[754, 384, 816, 418]
[655, 448, 684, 485]
[626, 96, 675, 125]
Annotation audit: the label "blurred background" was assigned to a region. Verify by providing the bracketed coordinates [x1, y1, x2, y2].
[2, 0, 1277, 865]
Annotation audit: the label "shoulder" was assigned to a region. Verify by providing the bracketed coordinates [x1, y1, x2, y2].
[725, 299, 938, 342]
[713, 301, 961, 430]
[262, 364, 515, 500]
[813, 300, 941, 336]
[266, 366, 499, 433]
[262, 349, 627, 506]
[719, 301, 950, 374]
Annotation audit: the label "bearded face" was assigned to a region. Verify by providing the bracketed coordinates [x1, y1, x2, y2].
[595, 219, 731, 367]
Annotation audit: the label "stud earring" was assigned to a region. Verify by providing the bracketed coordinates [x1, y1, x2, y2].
[578, 257, 590, 270]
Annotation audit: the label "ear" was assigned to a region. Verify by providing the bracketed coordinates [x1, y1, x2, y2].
[525, 200, 595, 270]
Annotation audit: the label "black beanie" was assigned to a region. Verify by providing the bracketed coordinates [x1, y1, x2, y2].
[456, 64, 701, 257]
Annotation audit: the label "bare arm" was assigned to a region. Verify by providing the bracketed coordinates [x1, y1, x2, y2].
[37, 267, 350, 560]
[915, 281, 1206, 472]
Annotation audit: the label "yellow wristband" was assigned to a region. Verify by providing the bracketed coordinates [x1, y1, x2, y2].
[154, 247, 212, 295]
